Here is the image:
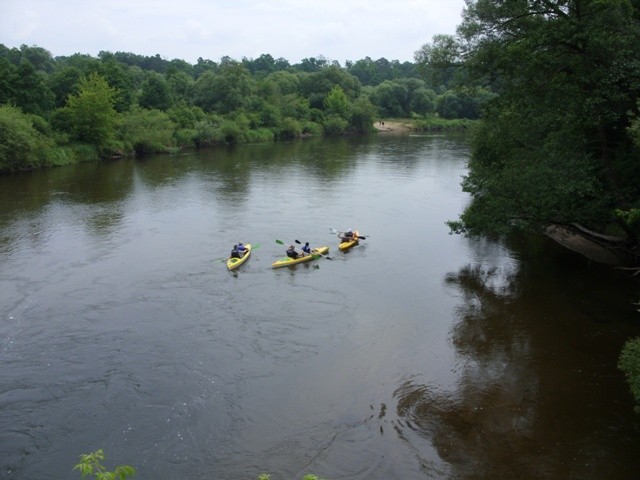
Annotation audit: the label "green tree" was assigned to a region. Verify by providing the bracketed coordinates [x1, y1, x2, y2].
[324, 85, 350, 118]
[349, 95, 377, 133]
[138, 72, 173, 110]
[411, 87, 437, 117]
[414, 34, 465, 89]
[96, 59, 134, 112]
[12, 61, 55, 115]
[194, 62, 255, 113]
[48, 65, 83, 108]
[447, 0, 640, 247]
[119, 107, 176, 153]
[0, 105, 50, 172]
[63, 72, 119, 150]
[166, 70, 194, 105]
[299, 65, 361, 109]
[372, 80, 407, 117]
[0, 57, 17, 104]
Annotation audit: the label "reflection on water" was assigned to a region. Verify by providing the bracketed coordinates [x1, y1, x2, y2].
[392, 235, 640, 480]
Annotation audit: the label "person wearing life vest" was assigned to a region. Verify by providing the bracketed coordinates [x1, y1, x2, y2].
[339, 229, 355, 243]
[230, 242, 246, 259]
[301, 242, 312, 255]
[286, 244, 299, 259]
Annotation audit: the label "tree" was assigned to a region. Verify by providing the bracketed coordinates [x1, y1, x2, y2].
[349, 95, 377, 133]
[411, 87, 437, 117]
[414, 34, 465, 88]
[63, 72, 118, 150]
[447, 0, 640, 249]
[372, 80, 407, 117]
[194, 62, 254, 113]
[119, 107, 176, 153]
[12, 61, 55, 115]
[166, 69, 194, 105]
[324, 85, 350, 118]
[138, 72, 173, 110]
[48, 65, 83, 108]
[0, 105, 50, 172]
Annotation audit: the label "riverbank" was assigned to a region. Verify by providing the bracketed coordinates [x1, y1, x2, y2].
[374, 117, 476, 133]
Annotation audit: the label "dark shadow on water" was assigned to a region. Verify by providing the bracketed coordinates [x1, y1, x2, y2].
[392, 234, 640, 479]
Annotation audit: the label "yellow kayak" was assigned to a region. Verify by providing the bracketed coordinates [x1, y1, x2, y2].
[272, 246, 329, 268]
[338, 231, 360, 251]
[227, 244, 252, 271]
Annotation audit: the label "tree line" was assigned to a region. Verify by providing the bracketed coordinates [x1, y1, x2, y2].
[416, 0, 640, 412]
[0, 44, 491, 173]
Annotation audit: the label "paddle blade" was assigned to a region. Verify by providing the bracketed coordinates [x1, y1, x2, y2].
[252, 243, 261, 249]
[275, 239, 285, 245]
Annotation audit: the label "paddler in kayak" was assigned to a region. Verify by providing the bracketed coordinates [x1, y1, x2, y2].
[230, 242, 247, 258]
[301, 242, 312, 255]
[339, 229, 356, 242]
[286, 244, 300, 259]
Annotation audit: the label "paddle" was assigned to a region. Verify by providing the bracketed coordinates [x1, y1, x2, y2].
[276, 239, 322, 260]
[214, 243, 260, 262]
[329, 228, 367, 240]
[295, 239, 332, 260]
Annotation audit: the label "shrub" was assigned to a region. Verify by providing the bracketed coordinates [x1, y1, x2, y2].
[619, 337, 640, 414]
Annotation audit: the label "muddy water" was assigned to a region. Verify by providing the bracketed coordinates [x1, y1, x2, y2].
[1, 134, 639, 479]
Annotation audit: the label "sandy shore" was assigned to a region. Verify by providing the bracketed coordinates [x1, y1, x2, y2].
[374, 120, 413, 133]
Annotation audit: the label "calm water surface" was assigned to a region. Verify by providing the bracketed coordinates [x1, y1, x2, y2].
[1, 134, 639, 480]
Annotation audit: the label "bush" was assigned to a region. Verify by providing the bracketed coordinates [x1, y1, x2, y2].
[0, 105, 52, 172]
[277, 117, 303, 139]
[74, 449, 135, 480]
[619, 337, 640, 414]
[119, 108, 176, 154]
[322, 115, 348, 136]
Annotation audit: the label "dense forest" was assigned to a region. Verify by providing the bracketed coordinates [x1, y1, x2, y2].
[0, 43, 489, 174]
[417, 0, 640, 411]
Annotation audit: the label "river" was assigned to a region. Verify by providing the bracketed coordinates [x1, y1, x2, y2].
[1, 133, 639, 480]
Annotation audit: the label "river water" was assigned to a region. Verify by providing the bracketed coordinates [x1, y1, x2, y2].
[1, 134, 639, 480]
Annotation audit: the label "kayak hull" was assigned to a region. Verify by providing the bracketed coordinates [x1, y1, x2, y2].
[272, 246, 329, 268]
[338, 231, 360, 251]
[227, 243, 252, 270]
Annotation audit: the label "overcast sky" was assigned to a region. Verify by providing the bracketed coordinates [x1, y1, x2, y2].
[0, 0, 466, 65]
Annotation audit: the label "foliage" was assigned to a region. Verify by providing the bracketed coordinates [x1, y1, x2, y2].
[619, 337, 640, 414]
[62, 72, 119, 151]
[349, 95, 377, 133]
[73, 449, 136, 480]
[412, 117, 475, 131]
[119, 107, 176, 154]
[0, 41, 484, 172]
[138, 72, 173, 110]
[324, 85, 350, 118]
[444, 0, 640, 244]
[322, 115, 349, 136]
[0, 105, 52, 172]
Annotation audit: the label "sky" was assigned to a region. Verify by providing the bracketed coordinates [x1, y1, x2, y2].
[0, 0, 466, 65]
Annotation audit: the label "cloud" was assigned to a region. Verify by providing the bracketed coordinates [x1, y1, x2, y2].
[0, 0, 465, 64]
